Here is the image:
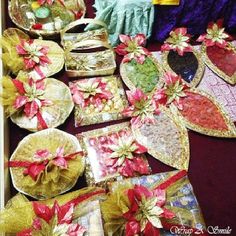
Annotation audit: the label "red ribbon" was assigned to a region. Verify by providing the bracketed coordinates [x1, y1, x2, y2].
[8, 151, 83, 181]
[36, 112, 48, 130]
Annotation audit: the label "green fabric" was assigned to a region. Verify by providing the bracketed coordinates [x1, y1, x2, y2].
[92, 0, 154, 46]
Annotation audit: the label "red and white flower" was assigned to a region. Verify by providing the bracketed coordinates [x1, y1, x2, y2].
[123, 185, 175, 236]
[104, 134, 149, 177]
[12, 77, 52, 121]
[153, 72, 189, 110]
[161, 27, 193, 56]
[22, 147, 83, 181]
[197, 19, 232, 48]
[116, 34, 151, 64]
[122, 89, 159, 128]
[70, 78, 113, 111]
[16, 40, 51, 77]
[17, 201, 86, 236]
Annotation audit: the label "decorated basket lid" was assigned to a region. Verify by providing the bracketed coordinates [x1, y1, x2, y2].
[8, 0, 86, 37]
[8, 128, 85, 199]
[1, 71, 74, 132]
[0, 28, 64, 80]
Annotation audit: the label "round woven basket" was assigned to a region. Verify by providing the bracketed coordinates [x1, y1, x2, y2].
[8, 0, 86, 37]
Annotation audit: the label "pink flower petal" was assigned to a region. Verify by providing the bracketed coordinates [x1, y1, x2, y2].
[134, 142, 147, 154]
[33, 202, 54, 223]
[12, 79, 26, 94]
[175, 27, 187, 35]
[14, 96, 28, 109]
[119, 34, 131, 44]
[53, 157, 68, 169]
[67, 224, 86, 236]
[35, 149, 50, 159]
[24, 100, 39, 119]
[32, 218, 42, 230]
[116, 44, 129, 55]
[133, 34, 146, 46]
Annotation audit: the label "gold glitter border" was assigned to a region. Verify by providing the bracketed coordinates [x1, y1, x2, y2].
[175, 88, 236, 138]
[120, 54, 164, 94]
[132, 106, 190, 170]
[161, 49, 205, 88]
[201, 45, 236, 85]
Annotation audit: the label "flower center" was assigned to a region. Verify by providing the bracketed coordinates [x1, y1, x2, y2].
[127, 41, 138, 53]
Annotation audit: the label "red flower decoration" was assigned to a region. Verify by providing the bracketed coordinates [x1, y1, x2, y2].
[17, 201, 86, 236]
[16, 39, 51, 73]
[123, 185, 175, 236]
[161, 27, 193, 56]
[12, 77, 52, 127]
[104, 133, 149, 177]
[116, 34, 151, 64]
[153, 72, 189, 110]
[70, 78, 113, 111]
[197, 19, 232, 48]
[22, 147, 83, 181]
[122, 89, 159, 128]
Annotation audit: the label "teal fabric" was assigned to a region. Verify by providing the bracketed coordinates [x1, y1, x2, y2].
[92, 0, 154, 46]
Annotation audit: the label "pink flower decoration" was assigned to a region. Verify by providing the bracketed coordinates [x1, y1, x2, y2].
[16, 40, 51, 73]
[197, 19, 232, 48]
[116, 34, 151, 64]
[161, 27, 193, 56]
[21, 147, 83, 181]
[12, 77, 52, 124]
[153, 72, 189, 110]
[123, 185, 175, 236]
[122, 89, 159, 128]
[70, 78, 113, 111]
[18, 201, 86, 236]
[104, 133, 149, 177]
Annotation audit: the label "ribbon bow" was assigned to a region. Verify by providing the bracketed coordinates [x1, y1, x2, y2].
[116, 34, 151, 64]
[161, 27, 193, 56]
[9, 148, 83, 181]
[12, 77, 52, 130]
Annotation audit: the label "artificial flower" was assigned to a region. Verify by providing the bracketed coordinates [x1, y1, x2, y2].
[153, 72, 189, 110]
[122, 89, 159, 127]
[116, 34, 151, 64]
[197, 19, 232, 48]
[70, 78, 113, 110]
[161, 27, 193, 56]
[104, 134, 149, 177]
[9, 147, 83, 181]
[12, 77, 52, 125]
[16, 40, 51, 71]
[17, 201, 86, 236]
[123, 185, 175, 235]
